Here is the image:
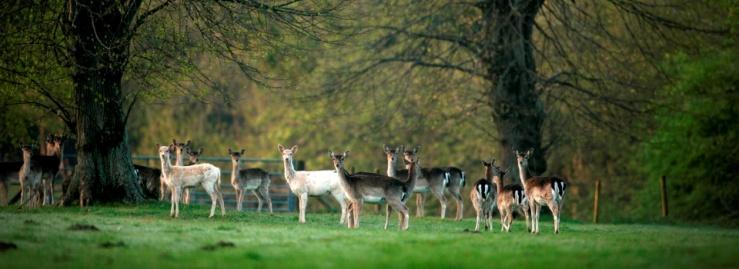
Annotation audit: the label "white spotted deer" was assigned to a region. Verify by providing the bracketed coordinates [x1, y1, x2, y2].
[470, 160, 496, 232]
[516, 149, 567, 234]
[279, 144, 347, 224]
[158, 144, 224, 218]
[228, 148, 272, 213]
[331, 151, 413, 230]
[491, 161, 528, 232]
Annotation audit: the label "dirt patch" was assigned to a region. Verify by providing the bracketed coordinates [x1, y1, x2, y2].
[201, 240, 235, 251]
[0, 241, 18, 252]
[68, 224, 99, 231]
[100, 241, 126, 248]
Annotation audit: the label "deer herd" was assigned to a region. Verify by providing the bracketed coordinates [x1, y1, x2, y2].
[4, 136, 568, 234]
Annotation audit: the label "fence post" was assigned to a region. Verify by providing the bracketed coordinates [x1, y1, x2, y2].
[593, 179, 600, 223]
[660, 176, 668, 217]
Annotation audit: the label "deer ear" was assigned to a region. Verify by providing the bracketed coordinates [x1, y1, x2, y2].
[343, 151, 350, 157]
[172, 138, 177, 145]
[228, 148, 232, 154]
[329, 151, 334, 158]
[383, 144, 390, 152]
[492, 159, 496, 165]
[278, 144, 285, 152]
[413, 145, 420, 153]
[240, 149, 245, 155]
[198, 148, 204, 155]
[186, 140, 191, 146]
[291, 145, 298, 153]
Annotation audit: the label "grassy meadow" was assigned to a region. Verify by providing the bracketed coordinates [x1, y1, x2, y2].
[0, 203, 737, 269]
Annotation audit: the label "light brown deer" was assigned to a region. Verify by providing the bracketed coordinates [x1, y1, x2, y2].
[158, 144, 224, 218]
[331, 151, 413, 230]
[491, 161, 528, 232]
[516, 149, 567, 234]
[470, 160, 496, 232]
[228, 148, 272, 213]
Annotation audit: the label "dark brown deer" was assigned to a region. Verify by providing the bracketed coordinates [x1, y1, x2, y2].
[443, 166, 465, 221]
[331, 151, 413, 230]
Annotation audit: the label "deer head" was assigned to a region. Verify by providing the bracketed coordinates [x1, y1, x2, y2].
[384, 144, 403, 163]
[329, 151, 349, 171]
[188, 148, 203, 164]
[173, 139, 192, 156]
[515, 148, 533, 168]
[157, 144, 174, 161]
[278, 144, 298, 162]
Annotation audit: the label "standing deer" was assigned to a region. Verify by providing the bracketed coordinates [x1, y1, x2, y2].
[279, 144, 347, 224]
[331, 151, 413, 230]
[385, 145, 448, 218]
[228, 148, 272, 213]
[173, 139, 193, 204]
[470, 160, 497, 232]
[188, 148, 203, 165]
[19, 145, 43, 208]
[158, 144, 224, 218]
[491, 161, 528, 232]
[516, 149, 567, 234]
[443, 166, 465, 221]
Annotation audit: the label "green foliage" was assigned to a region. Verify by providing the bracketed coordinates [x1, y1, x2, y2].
[0, 204, 737, 269]
[635, 50, 739, 222]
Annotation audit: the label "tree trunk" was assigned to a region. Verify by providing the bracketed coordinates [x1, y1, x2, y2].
[61, 0, 144, 205]
[482, 0, 547, 175]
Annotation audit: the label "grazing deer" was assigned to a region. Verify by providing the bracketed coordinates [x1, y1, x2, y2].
[470, 160, 497, 232]
[331, 151, 412, 230]
[228, 148, 272, 213]
[443, 166, 465, 221]
[279, 144, 347, 223]
[516, 149, 567, 234]
[133, 164, 162, 199]
[0, 161, 22, 206]
[401, 146, 449, 219]
[158, 144, 224, 218]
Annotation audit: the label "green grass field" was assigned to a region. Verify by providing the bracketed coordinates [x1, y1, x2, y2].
[0, 203, 737, 269]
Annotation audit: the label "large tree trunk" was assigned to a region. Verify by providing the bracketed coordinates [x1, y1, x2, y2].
[61, 0, 144, 205]
[482, 0, 547, 175]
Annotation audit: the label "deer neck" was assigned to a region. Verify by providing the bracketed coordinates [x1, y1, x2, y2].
[283, 157, 296, 182]
[335, 165, 353, 197]
[387, 157, 398, 177]
[232, 160, 242, 181]
[517, 162, 528, 187]
[175, 150, 184, 166]
[493, 175, 503, 195]
[406, 161, 417, 186]
[160, 154, 173, 176]
[21, 153, 32, 169]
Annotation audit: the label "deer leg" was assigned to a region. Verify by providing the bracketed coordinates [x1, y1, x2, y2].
[259, 186, 272, 214]
[216, 182, 225, 216]
[451, 190, 463, 221]
[345, 202, 354, 228]
[548, 201, 560, 234]
[384, 203, 391, 230]
[353, 200, 362, 228]
[203, 182, 217, 218]
[401, 203, 410, 230]
[436, 191, 447, 219]
[333, 191, 347, 224]
[253, 190, 264, 212]
[159, 176, 166, 201]
[183, 188, 190, 205]
[299, 193, 308, 223]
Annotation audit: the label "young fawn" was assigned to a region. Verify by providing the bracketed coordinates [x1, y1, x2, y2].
[228, 148, 272, 213]
[491, 162, 528, 232]
[516, 149, 567, 234]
